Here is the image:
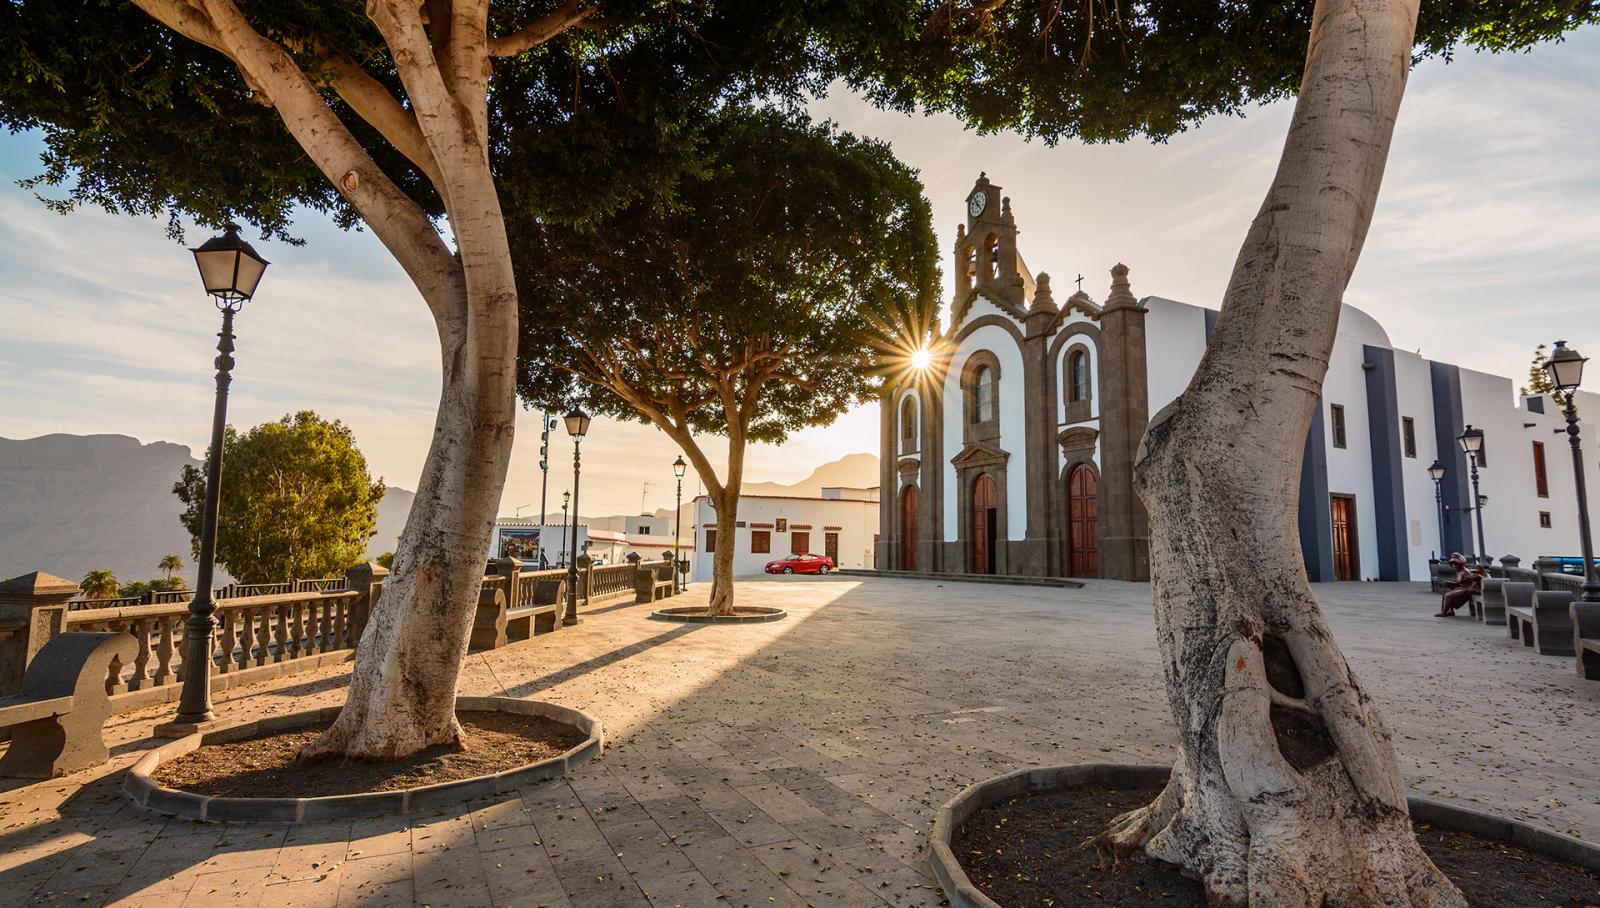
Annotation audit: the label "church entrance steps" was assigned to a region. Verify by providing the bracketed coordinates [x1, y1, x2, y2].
[837, 569, 1083, 589]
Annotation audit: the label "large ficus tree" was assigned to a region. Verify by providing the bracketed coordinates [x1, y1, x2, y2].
[513, 107, 940, 615]
[847, 1, 1595, 904]
[0, 0, 886, 760]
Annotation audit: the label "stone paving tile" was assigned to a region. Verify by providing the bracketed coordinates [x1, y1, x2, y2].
[5, 577, 1600, 906]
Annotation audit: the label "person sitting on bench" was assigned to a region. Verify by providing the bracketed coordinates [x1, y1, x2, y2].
[1435, 553, 1484, 617]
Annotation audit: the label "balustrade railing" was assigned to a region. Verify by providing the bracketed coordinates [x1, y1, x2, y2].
[63, 589, 362, 695]
[586, 563, 636, 602]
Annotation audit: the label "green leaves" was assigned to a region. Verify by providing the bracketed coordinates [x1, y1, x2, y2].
[172, 411, 385, 584]
[512, 105, 940, 443]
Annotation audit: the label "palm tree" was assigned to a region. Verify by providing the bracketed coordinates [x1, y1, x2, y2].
[159, 554, 184, 582]
[79, 569, 120, 600]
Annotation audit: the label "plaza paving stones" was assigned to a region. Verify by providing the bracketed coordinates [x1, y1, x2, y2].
[3, 576, 1598, 906]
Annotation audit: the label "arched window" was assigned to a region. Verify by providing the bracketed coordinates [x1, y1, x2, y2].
[970, 365, 995, 424]
[986, 234, 1001, 281]
[901, 396, 918, 452]
[1068, 349, 1090, 403]
[965, 245, 978, 281]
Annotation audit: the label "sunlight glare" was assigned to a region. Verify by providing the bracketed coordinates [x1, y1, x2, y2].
[910, 347, 932, 370]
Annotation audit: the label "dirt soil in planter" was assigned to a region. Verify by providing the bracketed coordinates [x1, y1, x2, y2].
[152, 710, 585, 799]
[952, 784, 1600, 908]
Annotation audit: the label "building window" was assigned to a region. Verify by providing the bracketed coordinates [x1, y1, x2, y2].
[792, 531, 810, 554]
[776, 518, 788, 533]
[1068, 350, 1090, 403]
[970, 365, 995, 423]
[1539, 511, 1552, 529]
[1402, 417, 1416, 458]
[751, 530, 771, 554]
[901, 397, 917, 452]
[705, 529, 717, 553]
[1330, 404, 1347, 449]
[1532, 441, 1549, 497]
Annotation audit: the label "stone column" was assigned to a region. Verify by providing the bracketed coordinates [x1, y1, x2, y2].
[878, 391, 896, 569]
[0, 572, 80, 696]
[343, 561, 389, 650]
[1096, 264, 1151, 581]
[1020, 274, 1061, 576]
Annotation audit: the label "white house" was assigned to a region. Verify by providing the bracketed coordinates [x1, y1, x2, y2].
[690, 487, 880, 580]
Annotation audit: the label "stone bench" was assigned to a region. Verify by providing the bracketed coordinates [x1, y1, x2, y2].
[1507, 589, 1576, 657]
[0, 631, 136, 778]
[635, 571, 674, 604]
[1472, 578, 1497, 620]
[1478, 579, 1528, 627]
[1574, 601, 1600, 682]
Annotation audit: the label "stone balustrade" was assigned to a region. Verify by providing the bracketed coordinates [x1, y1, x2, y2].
[61, 589, 363, 696]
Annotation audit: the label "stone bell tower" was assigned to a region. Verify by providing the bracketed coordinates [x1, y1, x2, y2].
[955, 173, 1025, 311]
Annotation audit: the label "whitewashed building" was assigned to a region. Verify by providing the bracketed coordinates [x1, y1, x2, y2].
[690, 487, 879, 580]
[880, 173, 1600, 583]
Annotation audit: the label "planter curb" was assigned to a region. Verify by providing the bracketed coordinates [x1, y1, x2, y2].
[648, 605, 787, 624]
[929, 762, 1600, 908]
[124, 696, 602, 823]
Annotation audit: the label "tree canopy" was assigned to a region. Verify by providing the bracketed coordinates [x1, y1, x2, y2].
[513, 106, 939, 441]
[173, 411, 385, 584]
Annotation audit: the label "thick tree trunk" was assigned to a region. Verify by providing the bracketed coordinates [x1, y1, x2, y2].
[708, 487, 739, 616]
[706, 439, 747, 617]
[1090, 0, 1465, 904]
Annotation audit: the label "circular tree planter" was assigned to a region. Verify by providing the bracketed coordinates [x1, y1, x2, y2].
[930, 763, 1600, 908]
[124, 695, 602, 823]
[648, 605, 787, 623]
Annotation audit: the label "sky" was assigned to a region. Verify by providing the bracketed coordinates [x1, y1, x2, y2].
[1, 27, 1597, 519]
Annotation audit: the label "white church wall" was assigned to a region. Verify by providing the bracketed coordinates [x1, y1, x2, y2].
[1391, 349, 1443, 577]
[1322, 333, 1380, 578]
[943, 324, 1029, 542]
[1054, 326, 1101, 476]
[1141, 297, 1211, 415]
[1457, 368, 1600, 566]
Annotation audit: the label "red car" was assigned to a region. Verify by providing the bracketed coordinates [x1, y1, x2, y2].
[764, 553, 836, 575]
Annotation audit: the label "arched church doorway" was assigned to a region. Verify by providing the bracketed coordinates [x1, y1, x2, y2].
[900, 485, 918, 571]
[971, 473, 998, 574]
[1066, 464, 1099, 577]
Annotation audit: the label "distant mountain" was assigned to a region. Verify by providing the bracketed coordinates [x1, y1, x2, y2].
[741, 452, 879, 497]
[0, 434, 412, 586]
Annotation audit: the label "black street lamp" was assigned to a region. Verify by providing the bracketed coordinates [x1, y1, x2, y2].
[169, 224, 268, 731]
[1457, 424, 1489, 567]
[1427, 459, 1447, 560]
[672, 455, 687, 593]
[563, 408, 591, 626]
[537, 413, 557, 562]
[1544, 340, 1600, 603]
[559, 491, 570, 566]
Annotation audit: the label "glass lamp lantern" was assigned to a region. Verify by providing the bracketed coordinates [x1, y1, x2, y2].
[191, 223, 269, 305]
[1545, 341, 1587, 394]
[563, 408, 591, 439]
[1457, 424, 1485, 456]
[1427, 460, 1446, 482]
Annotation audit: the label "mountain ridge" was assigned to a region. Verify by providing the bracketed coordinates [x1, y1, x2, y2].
[0, 433, 413, 585]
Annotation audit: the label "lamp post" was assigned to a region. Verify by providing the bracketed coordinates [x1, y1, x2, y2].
[1427, 459, 1447, 560]
[559, 491, 570, 566]
[538, 413, 557, 522]
[672, 455, 687, 593]
[563, 408, 591, 626]
[1544, 340, 1600, 603]
[168, 224, 268, 731]
[1457, 424, 1489, 567]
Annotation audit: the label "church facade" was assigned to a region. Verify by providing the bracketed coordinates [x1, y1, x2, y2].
[876, 174, 1600, 583]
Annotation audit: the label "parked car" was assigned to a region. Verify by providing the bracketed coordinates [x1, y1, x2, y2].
[764, 553, 836, 575]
